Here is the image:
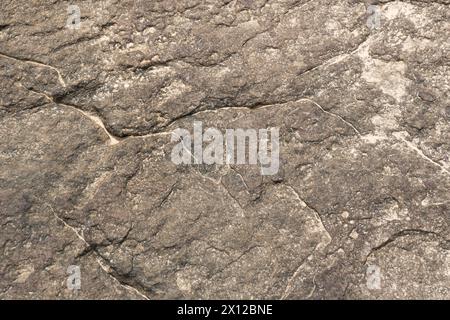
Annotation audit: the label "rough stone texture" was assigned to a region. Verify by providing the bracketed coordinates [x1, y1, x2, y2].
[0, 0, 449, 299]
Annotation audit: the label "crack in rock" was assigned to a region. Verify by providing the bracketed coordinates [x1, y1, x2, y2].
[48, 205, 150, 300]
[0, 52, 66, 87]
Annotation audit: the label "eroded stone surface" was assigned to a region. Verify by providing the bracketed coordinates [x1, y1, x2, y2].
[0, 0, 449, 299]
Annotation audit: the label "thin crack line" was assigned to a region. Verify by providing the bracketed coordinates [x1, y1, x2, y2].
[167, 98, 362, 138]
[298, 99, 362, 137]
[280, 185, 332, 300]
[220, 178, 246, 212]
[285, 184, 332, 243]
[0, 52, 66, 87]
[23, 84, 362, 142]
[48, 205, 150, 300]
[304, 275, 317, 299]
[21, 84, 120, 146]
[364, 228, 447, 264]
[229, 166, 251, 193]
[5, 31, 376, 142]
[393, 132, 450, 177]
[296, 32, 381, 79]
[280, 243, 319, 300]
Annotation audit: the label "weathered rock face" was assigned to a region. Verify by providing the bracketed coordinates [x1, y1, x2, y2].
[0, 0, 449, 299]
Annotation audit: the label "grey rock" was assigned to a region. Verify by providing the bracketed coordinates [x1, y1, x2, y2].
[0, 0, 449, 299]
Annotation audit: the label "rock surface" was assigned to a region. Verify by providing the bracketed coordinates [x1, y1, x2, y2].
[0, 0, 449, 299]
